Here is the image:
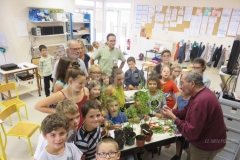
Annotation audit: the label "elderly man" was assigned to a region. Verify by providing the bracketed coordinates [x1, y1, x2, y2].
[90, 33, 126, 76]
[52, 40, 88, 86]
[162, 71, 226, 160]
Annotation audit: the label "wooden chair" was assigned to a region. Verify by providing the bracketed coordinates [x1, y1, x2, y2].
[0, 82, 29, 125]
[0, 128, 7, 160]
[31, 57, 43, 90]
[0, 104, 40, 156]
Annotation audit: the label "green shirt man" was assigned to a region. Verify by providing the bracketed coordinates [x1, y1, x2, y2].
[90, 33, 126, 76]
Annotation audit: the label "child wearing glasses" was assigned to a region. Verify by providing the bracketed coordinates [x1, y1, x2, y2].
[86, 64, 102, 87]
[95, 138, 121, 160]
[170, 64, 182, 85]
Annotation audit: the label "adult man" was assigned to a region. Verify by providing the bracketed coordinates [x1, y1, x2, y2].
[90, 33, 126, 76]
[52, 40, 88, 86]
[162, 71, 226, 160]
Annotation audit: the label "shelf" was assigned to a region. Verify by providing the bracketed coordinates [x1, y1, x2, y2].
[30, 21, 68, 23]
[2, 84, 38, 97]
[31, 33, 70, 38]
[73, 22, 90, 24]
[73, 33, 90, 36]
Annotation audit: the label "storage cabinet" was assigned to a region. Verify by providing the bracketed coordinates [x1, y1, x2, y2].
[214, 93, 240, 160]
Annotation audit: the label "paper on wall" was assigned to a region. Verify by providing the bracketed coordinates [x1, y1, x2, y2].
[199, 16, 209, 36]
[164, 22, 169, 27]
[184, 6, 193, 21]
[217, 8, 232, 37]
[159, 14, 165, 22]
[171, 7, 177, 20]
[178, 7, 184, 15]
[208, 16, 217, 23]
[165, 13, 171, 21]
[237, 23, 240, 35]
[136, 5, 142, 11]
[153, 23, 163, 31]
[177, 16, 183, 24]
[156, 6, 162, 12]
[206, 22, 214, 36]
[0, 33, 8, 47]
[14, 20, 28, 37]
[170, 22, 177, 27]
[227, 8, 240, 36]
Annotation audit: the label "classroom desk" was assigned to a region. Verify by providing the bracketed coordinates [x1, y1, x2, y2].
[0, 62, 41, 99]
[142, 62, 157, 78]
[145, 50, 161, 61]
[119, 117, 185, 159]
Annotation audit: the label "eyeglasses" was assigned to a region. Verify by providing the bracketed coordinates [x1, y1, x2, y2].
[173, 70, 181, 73]
[91, 72, 102, 75]
[97, 152, 117, 158]
[193, 67, 202, 70]
[70, 48, 81, 51]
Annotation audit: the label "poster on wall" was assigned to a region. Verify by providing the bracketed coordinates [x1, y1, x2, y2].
[135, 5, 142, 31]
[227, 8, 240, 36]
[140, 27, 152, 38]
[177, 16, 183, 24]
[203, 7, 212, 16]
[178, 7, 184, 15]
[148, 5, 155, 23]
[156, 6, 162, 12]
[199, 16, 209, 36]
[183, 6, 193, 21]
[195, 7, 203, 16]
[171, 7, 178, 21]
[211, 8, 219, 17]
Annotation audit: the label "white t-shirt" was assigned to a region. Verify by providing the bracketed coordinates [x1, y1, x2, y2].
[52, 58, 88, 79]
[37, 143, 82, 160]
[34, 130, 76, 159]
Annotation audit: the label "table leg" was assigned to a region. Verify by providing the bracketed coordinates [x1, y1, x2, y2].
[178, 136, 185, 159]
[35, 68, 41, 96]
[145, 51, 147, 62]
[6, 74, 12, 99]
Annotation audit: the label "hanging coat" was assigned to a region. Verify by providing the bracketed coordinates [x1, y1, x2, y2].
[190, 46, 199, 62]
[205, 45, 213, 64]
[185, 43, 192, 62]
[199, 45, 205, 57]
[178, 43, 186, 64]
[201, 43, 209, 61]
[213, 45, 223, 68]
[207, 44, 216, 67]
[196, 42, 202, 57]
[174, 42, 180, 61]
[217, 48, 226, 69]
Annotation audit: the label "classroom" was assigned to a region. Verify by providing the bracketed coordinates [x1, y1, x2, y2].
[0, 0, 240, 160]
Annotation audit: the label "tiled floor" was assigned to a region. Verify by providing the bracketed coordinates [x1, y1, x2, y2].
[1, 55, 222, 160]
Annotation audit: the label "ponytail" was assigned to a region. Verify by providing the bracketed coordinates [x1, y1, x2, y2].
[111, 66, 123, 78]
[65, 61, 86, 81]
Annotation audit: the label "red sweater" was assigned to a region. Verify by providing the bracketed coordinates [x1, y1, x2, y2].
[173, 87, 226, 151]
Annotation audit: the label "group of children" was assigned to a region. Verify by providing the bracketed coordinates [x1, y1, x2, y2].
[35, 42, 212, 160]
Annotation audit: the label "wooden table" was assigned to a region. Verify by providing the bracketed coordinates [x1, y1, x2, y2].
[0, 62, 41, 99]
[119, 117, 185, 159]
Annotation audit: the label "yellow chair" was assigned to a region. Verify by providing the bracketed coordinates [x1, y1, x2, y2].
[0, 104, 41, 156]
[0, 128, 7, 160]
[31, 57, 43, 91]
[0, 82, 29, 125]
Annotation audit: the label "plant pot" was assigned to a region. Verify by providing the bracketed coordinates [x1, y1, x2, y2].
[125, 131, 136, 145]
[115, 135, 125, 150]
[140, 123, 150, 134]
[136, 135, 146, 147]
[143, 129, 153, 142]
[114, 130, 124, 137]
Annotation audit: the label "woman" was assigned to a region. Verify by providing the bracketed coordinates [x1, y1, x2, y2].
[35, 61, 89, 128]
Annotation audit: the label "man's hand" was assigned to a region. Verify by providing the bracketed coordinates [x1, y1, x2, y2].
[128, 85, 134, 90]
[113, 124, 122, 130]
[161, 107, 177, 120]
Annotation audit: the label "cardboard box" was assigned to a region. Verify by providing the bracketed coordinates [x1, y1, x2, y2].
[50, 13, 64, 21]
[72, 14, 84, 22]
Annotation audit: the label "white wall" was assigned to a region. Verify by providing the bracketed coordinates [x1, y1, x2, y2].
[0, 0, 75, 65]
[130, 0, 240, 57]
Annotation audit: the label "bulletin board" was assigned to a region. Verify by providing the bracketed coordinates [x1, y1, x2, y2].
[135, 5, 240, 38]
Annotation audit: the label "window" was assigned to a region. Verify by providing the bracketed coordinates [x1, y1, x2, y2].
[106, 3, 131, 9]
[75, 0, 94, 6]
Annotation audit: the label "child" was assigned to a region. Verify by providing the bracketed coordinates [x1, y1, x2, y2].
[172, 91, 191, 160]
[105, 96, 127, 130]
[92, 41, 100, 50]
[95, 138, 121, 160]
[88, 80, 101, 105]
[75, 100, 103, 160]
[37, 113, 82, 160]
[101, 73, 110, 91]
[39, 45, 53, 97]
[160, 65, 180, 109]
[153, 49, 173, 78]
[124, 57, 146, 90]
[170, 64, 182, 85]
[126, 91, 150, 123]
[54, 57, 72, 93]
[106, 67, 125, 108]
[87, 44, 94, 57]
[86, 64, 102, 87]
[193, 57, 211, 88]
[147, 76, 167, 118]
[34, 100, 80, 159]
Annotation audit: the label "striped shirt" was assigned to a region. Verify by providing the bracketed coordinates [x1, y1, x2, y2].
[39, 55, 53, 76]
[75, 125, 101, 160]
